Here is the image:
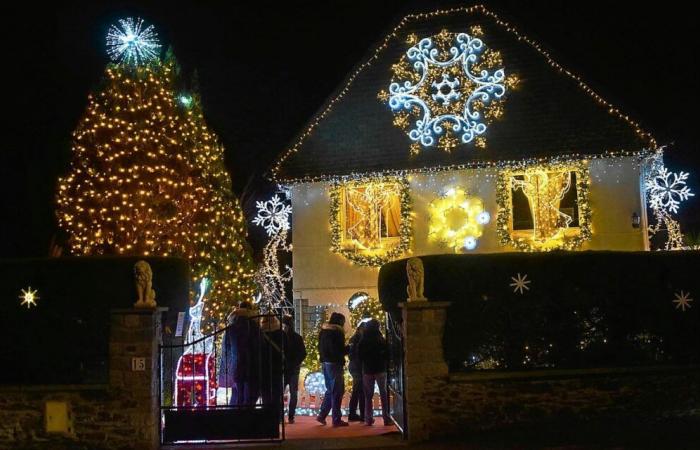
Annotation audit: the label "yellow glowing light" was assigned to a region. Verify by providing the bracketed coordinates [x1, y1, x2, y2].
[497, 162, 592, 252]
[429, 187, 489, 252]
[19, 287, 39, 309]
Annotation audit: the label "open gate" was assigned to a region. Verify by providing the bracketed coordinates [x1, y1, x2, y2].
[159, 313, 285, 445]
[386, 312, 407, 437]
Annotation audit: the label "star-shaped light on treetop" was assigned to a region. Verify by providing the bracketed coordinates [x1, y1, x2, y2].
[509, 273, 531, 295]
[672, 290, 693, 312]
[252, 194, 292, 236]
[19, 287, 39, 309]
[106, 18, 161, 66]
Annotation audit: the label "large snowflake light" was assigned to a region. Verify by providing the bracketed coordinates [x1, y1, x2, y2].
[380, 28, 518, 154]
[106, 18, 161, 65]
[252, 195, 292, 237]
[646, 167, 694, 214]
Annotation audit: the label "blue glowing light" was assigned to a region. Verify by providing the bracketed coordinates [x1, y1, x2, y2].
[388, 32, 506, 150]
[179, 95, 193, 107]
[106, 18, 161, 65]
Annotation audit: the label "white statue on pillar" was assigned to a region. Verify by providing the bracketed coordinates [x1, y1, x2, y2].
[406, 257, 427, 302]
[133, 260, 157, 308]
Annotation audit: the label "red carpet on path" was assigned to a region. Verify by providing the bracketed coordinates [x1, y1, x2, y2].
[284, 416, 398, 439]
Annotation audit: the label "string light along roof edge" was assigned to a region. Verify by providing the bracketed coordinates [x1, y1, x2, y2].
[268, 4, 658, 185]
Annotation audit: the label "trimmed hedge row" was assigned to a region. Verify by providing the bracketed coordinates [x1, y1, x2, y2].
[0, 257, 190, 384]
[378, 251, 700, 371]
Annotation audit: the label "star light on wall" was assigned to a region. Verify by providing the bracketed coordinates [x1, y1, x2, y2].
[381, 28, 518, 154]
[672, 291, 693, 312]
[106, 18, 161, 65]
[509, 273, 531, 294]
[19, 287, 39, 309]
[253, 194, 292, 237]
[428, 187, 490, 252]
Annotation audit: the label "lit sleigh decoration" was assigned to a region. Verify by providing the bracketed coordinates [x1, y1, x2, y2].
[175, 278, 217, 407]
[380, 28, 519, 154]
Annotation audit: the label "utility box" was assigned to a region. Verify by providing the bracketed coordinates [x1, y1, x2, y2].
[45, 400, 73, 435]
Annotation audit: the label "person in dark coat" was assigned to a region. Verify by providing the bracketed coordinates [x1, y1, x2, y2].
[347, 321, 366, 422]
[358, 318, 390, 426]
[219, 301, 259, 405]
[282, 315, 306, 424]
[259, 314, 286, 418]
[316, 312, 349, 427]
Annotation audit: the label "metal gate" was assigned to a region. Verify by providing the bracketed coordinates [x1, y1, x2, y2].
[159, 313, 285, 445]
[386, 312, 407, 436]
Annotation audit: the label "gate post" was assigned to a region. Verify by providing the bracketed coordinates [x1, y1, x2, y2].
[109, 308, 167, 450]
[399, 301, 450, 442]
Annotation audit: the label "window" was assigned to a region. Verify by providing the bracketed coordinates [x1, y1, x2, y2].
[497, 163, 591, 251]
[330, 178, 411, 266]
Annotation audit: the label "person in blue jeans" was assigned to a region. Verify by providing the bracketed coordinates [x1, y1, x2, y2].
[358, 318, 391, 426]
[316, 312, 349, 427]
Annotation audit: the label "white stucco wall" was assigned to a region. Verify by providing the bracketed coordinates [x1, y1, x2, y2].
[291, 157, 647, 306]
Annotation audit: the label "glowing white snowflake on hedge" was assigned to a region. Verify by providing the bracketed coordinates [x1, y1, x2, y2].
[646, 167, 694, 214]
[672, 291, 693, 312]
[383, 29, 517, 153]
[253, 195, 292, 236]
[106, 18, 161, 65]
[509, 273, 530, 295]
[19, 287, 39, 309]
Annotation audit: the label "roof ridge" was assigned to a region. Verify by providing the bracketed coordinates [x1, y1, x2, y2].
[270, 4, 656, 183]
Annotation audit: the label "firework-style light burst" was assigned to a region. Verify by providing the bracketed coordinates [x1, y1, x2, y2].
[106, 17, 161, 65]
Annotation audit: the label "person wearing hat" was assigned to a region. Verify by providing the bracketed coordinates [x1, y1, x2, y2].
[316, 312, 349, 427]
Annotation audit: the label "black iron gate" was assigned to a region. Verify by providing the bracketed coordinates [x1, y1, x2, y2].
[386, 312, 407, 436]
[159, 313, 285, 445]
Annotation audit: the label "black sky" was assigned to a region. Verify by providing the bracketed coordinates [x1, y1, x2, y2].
[2, 0, 698, 258]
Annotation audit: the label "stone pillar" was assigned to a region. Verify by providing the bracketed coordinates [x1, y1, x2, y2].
[109, 308, 167, 450]
[399, 300, 450, 442]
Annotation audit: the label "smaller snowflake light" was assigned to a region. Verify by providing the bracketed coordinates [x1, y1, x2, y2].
[509, 273, 531, 295]
[672, 291, 693, 312]
[647, 167, 694, 214]
[19, 287, 39, 309]
[106, 18, 161, 65]
[253, 194, 292, 236]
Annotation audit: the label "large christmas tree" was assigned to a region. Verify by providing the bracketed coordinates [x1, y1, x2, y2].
[56, 19, 254, 329]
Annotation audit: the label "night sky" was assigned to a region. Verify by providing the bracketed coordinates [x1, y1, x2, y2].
[2, 0, 698, 258]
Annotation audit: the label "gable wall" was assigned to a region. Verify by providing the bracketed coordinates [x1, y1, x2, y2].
[291, 156, 646, 306]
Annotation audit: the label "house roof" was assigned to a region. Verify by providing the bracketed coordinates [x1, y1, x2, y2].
[270, 5, 656, 184]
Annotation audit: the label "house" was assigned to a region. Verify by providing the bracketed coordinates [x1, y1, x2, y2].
[270, 5, 675, 309]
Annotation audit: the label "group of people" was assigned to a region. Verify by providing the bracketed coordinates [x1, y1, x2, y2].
[218, 302, 391, 428]
[318, 312, 391, 427]
[218, 301, 306, 422]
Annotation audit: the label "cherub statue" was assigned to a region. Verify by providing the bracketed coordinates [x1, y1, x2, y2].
[406, 257, 427, 301]
[134, 260, 157, 308]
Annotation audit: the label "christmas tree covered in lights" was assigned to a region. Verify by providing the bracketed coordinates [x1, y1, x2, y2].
[56, 19, 255, 329]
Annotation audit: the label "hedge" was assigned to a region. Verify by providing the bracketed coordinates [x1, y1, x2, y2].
[0, 256, 190, 384]
[378, 251, 699, 371]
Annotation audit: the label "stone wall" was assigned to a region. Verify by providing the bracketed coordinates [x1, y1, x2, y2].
[399, 301, 700, 441]
[0, 308, 164, 450]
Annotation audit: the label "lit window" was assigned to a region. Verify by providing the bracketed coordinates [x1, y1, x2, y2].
[330, 178, 411, 266]
[497, 163, 591, 251]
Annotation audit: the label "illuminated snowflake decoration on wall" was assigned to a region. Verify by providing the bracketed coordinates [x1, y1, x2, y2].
[253, 194, 292, 237]
[380, 28, 518, 154]
[646, 167, 694, 214]
[106, 18, 161, 65]
[428, 187, 490, 252]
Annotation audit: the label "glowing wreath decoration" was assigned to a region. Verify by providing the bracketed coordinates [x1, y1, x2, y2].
[429, 187, 490, 252]
[496, 161, 592, 252]
[330, 177, 412, 267]
[380, 27, 519, 154]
